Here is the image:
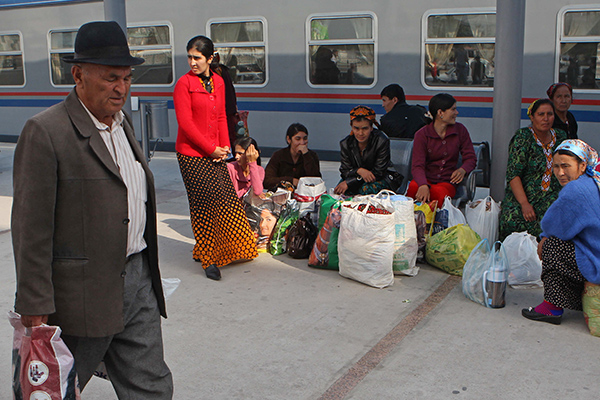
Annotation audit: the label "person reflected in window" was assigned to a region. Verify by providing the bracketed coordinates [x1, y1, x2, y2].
[547, 82, 578, 140]
[334, 106, 396, 195]
[312, 46, 340, 84]
[454, 45, 469, 85]
[379, 84, 429, 139]
[471, 55, 484, 85]
[263, 123, 321, 191]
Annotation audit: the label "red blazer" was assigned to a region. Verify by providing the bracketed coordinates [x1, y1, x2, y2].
[174, 70, 230, 157]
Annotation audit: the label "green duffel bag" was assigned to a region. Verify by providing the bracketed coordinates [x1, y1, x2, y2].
[425, 224, 481, 276]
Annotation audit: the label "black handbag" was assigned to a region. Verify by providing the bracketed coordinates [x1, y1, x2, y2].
[286, 215, 319, 259]
[384, 169, 404, 193]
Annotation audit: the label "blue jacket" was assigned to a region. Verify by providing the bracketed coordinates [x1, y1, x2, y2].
[541, 174, 600, 284]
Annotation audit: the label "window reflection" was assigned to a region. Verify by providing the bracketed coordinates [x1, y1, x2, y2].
[424, 13, 495, 88]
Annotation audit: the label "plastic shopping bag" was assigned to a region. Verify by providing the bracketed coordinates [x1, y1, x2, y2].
[462, 240, 492, 307]
[414, 200, 437, 260]
[425, 224, 481, 276]
[269, 200, 300, 255]
[462, 240, 509, 307]
[583, 282, 600, 337]
[465, 196, 501, 243]
[244, 190, 288, 252]
[309, 206, 342, 270]
[338, 196, 395, 288]
[442, 196, 466, 228]
[377, 191, 418, 276]
[9, 311, 81, 400]
[502, 232, 543, 289]
[293, 177, 326, 220]
[287, 215, 319, 259]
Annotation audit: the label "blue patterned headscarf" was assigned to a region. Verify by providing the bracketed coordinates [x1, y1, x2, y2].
[555, 139, 600, 192]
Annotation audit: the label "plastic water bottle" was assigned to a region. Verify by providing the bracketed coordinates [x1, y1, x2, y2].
[483, 242, 507, 308]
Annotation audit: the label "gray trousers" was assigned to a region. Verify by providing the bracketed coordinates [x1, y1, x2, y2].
[62, 252, 173, 399]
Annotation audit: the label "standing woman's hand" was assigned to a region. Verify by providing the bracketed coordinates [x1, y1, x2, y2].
[210, 146, 229, 161]
[520, 202, 537, 222]
[246, 144, 259, 163]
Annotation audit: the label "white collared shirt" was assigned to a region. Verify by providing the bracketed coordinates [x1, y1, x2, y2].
[80, 101, 148, 256]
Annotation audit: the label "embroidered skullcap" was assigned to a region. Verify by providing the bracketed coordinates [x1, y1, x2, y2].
[349, 105, 376, 122]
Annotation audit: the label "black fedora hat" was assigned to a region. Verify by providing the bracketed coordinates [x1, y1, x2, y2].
[62, 21, 144, 66]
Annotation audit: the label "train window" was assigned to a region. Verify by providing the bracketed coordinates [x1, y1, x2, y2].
[423, 10, 495, 89]
[127, 25, 174, 85]
[49, 24, 174, 87]
[558, 9, 600, 90]
[0, 32, 25, 86]
[208, 19, 267, 86]
[307, 13, 376, 87]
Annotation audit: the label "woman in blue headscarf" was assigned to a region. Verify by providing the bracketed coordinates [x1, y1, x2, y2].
[522, 139, 600, 325]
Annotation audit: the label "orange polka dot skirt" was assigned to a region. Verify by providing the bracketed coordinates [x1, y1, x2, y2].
[177, 153, 258, 268]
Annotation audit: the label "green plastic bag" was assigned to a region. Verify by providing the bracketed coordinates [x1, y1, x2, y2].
[425, 224, 481, 276]
[269, 203, 299, 256]
[583, 282, 600, 337]
[309, 206, 342, 270]
[318, 194, 347, 230]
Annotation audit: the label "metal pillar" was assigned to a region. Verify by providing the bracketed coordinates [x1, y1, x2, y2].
[104, 0, 132, 116]
[103, 0, 127, 32]
[490, 0, 526, 201]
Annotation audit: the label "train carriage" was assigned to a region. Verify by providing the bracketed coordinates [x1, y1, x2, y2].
[0, 0, 599, 157]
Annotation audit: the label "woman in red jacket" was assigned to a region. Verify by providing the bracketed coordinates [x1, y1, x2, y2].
[174, 35, 257, 280]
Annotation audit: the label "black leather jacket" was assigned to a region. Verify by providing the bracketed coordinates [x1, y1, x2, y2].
[339, 129, 393, 192]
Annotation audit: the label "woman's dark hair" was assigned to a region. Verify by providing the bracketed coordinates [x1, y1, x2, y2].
[285, 123, 308, 145]
[429, 93, 456, 121]
[528, 98, 555, 117]
[555, 149, 585, 164]
[186, 35, 214, 59]
[233, 136, 261, 166]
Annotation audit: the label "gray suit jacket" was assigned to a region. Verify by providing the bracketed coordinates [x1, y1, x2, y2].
[12, 89, 166, 337]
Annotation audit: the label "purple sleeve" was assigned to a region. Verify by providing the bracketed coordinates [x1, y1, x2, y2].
[458, 124, 477, 174]
[411, 128, 429, 187]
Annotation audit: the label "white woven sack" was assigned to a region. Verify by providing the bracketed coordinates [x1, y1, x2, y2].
[338, 196, 395, 288]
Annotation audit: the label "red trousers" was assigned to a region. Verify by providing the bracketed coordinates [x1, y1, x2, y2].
[406, 180, 456, 206]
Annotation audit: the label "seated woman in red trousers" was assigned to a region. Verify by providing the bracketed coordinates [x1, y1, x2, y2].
[407, 93, 477, 205]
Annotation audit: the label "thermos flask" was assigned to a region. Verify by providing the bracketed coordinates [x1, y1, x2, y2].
[482, 242, 507, 308]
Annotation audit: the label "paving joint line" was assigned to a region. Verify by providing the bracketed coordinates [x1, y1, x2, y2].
[318, 275, 461, 400]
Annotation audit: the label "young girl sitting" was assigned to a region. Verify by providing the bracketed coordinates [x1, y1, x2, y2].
[228, 137, 265, 198]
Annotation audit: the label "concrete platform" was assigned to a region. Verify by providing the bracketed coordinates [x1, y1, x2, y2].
[1, 142, 598, 400]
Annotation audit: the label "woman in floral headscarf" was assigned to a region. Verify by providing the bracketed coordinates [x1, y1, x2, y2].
[522, 139, 600, 325]
[334, 105, 398, 195]
[498, 99, 568, 241]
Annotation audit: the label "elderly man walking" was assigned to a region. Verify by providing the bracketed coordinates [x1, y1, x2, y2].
[11, 21, 173, 398]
